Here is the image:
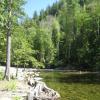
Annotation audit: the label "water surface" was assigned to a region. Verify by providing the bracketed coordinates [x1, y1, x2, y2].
[40, 71, 100, 100]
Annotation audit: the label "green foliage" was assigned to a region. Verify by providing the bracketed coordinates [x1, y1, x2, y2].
[0, 0, 100, 70]
[0, 32, 6, 63]
[11, 24, 43, 68]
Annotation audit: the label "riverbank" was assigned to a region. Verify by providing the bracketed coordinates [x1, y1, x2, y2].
[0, 66, 100, 73]
[0, 66, 61, 100]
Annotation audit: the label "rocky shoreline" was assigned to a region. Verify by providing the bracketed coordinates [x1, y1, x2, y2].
[0, 66, 60, 100]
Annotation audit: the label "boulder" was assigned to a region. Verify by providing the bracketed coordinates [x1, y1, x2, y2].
[28, 80, 60, 100]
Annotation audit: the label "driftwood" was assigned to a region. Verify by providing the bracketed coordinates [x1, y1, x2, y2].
[28, 78, 60, 100]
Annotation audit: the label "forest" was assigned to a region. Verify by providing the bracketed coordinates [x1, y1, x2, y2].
[0, 0, 100, 70]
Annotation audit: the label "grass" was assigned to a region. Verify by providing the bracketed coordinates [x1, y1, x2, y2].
[13, 96, 22, 100]
[40, 71, 100, 100]
[5, 80, 17, 91]
[0, 80, 17, 91]
[0, 68, 17, 91]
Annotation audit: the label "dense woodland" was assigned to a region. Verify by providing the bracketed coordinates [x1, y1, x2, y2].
[0, 0, 100, 70]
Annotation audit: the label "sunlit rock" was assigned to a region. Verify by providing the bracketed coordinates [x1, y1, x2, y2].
[28, 80, 60, 100]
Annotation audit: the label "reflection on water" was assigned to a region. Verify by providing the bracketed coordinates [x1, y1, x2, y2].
[40, 71, 100, 100]
[42, 72, 100, 84]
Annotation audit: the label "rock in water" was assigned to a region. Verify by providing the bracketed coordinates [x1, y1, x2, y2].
[28, 80, 60, 100]
[34, 77, 43, 81]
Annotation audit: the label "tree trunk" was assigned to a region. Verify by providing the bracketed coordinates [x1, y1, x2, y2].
[97, 17, 99, 36]
[16, 65, 18, 77]
[57, 41, 59, 60]
[5, 31, 11, 80]
[24, 63, 26, 71]
[5, 0, 12, 81]
[68, 43, 71, 64]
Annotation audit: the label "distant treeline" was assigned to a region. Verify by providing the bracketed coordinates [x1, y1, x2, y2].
[0, 0, 100, 70]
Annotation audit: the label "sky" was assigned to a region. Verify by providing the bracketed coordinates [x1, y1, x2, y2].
[24, 0, 59, 18]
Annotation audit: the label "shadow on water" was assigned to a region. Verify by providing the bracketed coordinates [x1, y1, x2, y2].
[42, 72, 100, 84]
